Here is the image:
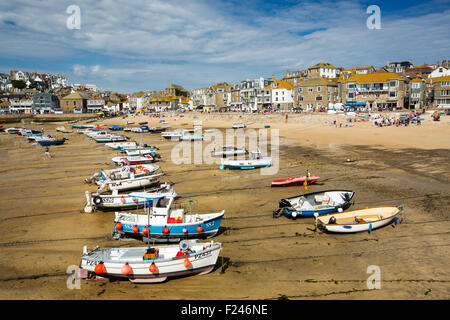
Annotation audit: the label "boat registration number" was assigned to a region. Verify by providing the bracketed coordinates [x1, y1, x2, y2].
[84, 259, 100, 266]
[102, 197, 114, 203]
[194, 251, 212, 260]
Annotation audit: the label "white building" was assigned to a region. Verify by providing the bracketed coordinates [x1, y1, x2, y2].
[429, 66, 450, 78]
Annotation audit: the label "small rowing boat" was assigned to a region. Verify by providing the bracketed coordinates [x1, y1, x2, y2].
[316, 206, 404, 233]
[271, 174, 319, 187]
[37, 137, 66, 146]
[78, 240, 222, 283]
[56, 126, 73, 133]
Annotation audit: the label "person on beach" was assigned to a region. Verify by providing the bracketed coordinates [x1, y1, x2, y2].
[45, 147, 51, 159]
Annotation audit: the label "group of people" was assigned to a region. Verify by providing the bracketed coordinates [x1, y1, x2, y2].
[372, 113, 422, 127]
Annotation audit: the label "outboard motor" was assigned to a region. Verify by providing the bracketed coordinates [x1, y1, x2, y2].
[279, 198, 291, 208]
[329, 216, 337, 224]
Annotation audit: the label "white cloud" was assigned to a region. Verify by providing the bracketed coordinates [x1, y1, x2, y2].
[1, 0, 449, 92]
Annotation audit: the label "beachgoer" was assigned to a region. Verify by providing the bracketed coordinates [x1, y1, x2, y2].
[45, 147, 51, 158]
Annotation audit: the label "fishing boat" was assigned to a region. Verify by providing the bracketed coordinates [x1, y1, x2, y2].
[93, 134, 128, 143]
[273, 190, 355, 219]
[232, 123, 246, 129]
[72, 124, 96, 129]
[68, 120, 78, 124]
[5, 127, 23, 134]
[0, 125, 4, 132]
[271, 174, 320, 187]
[180, 132, 203, 141]
[316, 206, 404, 233]
[161, 129, 183, 140]
[220, 151, 272, 170]
[78, 240, 222, 283]
[113, 195, 225, 242]
[37, 137, 66, 146]
[131, 125, 151, 133]
[112, 154, 158, 166]
[56, 126, 73, 133]
[18, 128, 42, 136]
[212, 146, 248, 158]
[84, 183, 176, 212]
[86, 164, 160, 185]
[97, 172, 164, 192]
[139, 121, 148, 125]
[125, 149, 162, 157]
[118, 145, 159, 153]
[109, 125, 124, 131]
[149, 126, 170, 133]
[105, 141, 138, 150]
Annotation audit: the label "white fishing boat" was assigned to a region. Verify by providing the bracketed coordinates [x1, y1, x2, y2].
[112, 154, 158, 166]
[220, 151, 272, 170]
[84, 183, 176, 212]
[94, 134, 128, 143]
[105, 141, 138, 150]
[85, 164, 160, 185]
[316, 206, 405, 233]
[97, 172, 165, 192]
[125, 149, 161, 157]
[213, 146, 248, 158]
[232, 123, 246, 129]
[161, 129, 184, 140]
[78, 240, 222, 283]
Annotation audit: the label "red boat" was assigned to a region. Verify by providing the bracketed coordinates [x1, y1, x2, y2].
[271, 175, 319, 187]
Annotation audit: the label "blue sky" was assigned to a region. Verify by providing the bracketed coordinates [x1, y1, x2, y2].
[0, 0, 449, 93]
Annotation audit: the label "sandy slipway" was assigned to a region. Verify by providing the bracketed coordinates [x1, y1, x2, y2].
[0, 112, 448, 299]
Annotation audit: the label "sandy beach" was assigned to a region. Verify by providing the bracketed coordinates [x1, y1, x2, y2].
[0, 112, 449, 299]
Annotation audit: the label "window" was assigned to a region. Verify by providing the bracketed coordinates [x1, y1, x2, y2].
[308, 87, 313, 92]
[442, 81, 450, 87]
[390, 81, 398, 87]
[412, 83, 421, 89]
[317, 86, 321, 92]
[388, 91, 397, 98]
[298, 96, 303, 101]
[316, 95, 322, 101]
[347, 83, 355, 89]
[441, 90, 450, 96]
[347, 93, 355, 99]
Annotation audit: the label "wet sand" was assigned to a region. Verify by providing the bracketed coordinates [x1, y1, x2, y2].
[0, 113, 449, 299]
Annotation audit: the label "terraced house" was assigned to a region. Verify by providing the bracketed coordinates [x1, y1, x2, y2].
[408, 78, 428, 109]
[338, 73, 406, 110]
[297, 78, 338, 111]
[432, 75, 450, 108]
[263, 79, 294, 111]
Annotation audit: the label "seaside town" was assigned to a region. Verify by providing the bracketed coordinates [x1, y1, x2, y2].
[1, 0, 449, 306]
[1, 59, 449, 116]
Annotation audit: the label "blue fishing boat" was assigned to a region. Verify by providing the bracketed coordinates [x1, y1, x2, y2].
[37, 137, 66, 146]
[273, 190, 354, 219]
[109, 125, 124, 131]
[113, 195, 225, 243]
